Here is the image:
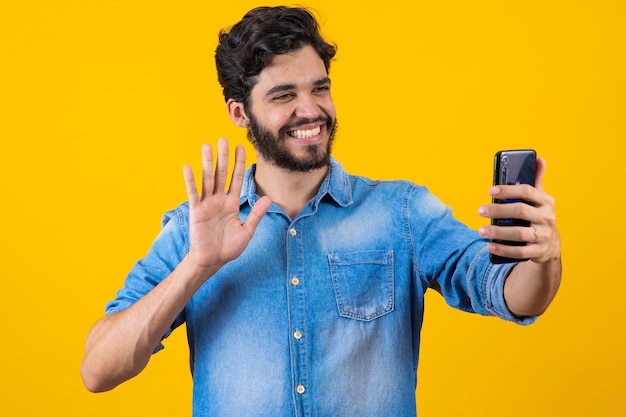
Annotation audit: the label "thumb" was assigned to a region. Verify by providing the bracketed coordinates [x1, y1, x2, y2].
[535, 157, 547, 191]
[242, 196, 272, 236]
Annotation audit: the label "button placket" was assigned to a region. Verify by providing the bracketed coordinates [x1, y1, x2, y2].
[286, 222, 309, 413]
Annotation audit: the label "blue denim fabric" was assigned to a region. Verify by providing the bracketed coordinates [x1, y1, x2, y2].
[106, 157, 535, 417]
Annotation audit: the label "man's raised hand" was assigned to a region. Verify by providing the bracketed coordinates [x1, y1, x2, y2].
[183, 138, 271, 275]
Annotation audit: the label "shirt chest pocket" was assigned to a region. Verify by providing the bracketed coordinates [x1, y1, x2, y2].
[328, 250, 395, 322]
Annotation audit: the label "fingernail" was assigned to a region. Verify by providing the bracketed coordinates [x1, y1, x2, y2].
[478, 227, 488, 237]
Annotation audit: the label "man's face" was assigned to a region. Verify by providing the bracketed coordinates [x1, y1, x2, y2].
[244, 45, 337, 172]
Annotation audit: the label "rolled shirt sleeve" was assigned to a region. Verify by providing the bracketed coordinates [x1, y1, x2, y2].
[105, 204, 190, 352]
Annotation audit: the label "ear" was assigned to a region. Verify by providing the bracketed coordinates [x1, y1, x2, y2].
[227, 99, 249, 127]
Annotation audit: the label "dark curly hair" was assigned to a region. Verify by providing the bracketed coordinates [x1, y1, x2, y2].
[215, 6, 337, 106]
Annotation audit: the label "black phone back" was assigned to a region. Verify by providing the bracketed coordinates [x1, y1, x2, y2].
[490, 149, 536, 264]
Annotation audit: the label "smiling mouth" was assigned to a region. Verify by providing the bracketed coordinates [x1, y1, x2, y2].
[287, 125, 322, 139]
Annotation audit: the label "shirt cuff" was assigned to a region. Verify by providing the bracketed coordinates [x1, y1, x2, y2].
[485, 262, 537, 325]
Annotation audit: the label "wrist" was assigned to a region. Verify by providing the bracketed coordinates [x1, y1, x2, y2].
[179, 253, 223, 290]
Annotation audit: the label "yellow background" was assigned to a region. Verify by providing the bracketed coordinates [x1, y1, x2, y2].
[1, 0, 624, 416]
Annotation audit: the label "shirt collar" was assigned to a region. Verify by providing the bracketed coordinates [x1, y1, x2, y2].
[240, 157, 353, 208]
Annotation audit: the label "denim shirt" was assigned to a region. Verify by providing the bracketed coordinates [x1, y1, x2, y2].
[106, 158, 535, 417]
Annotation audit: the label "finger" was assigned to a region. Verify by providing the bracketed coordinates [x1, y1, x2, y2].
[227, 145, 246, 197]
[481, 200, 536, 224]
[534, 157, 547, 192]
[242, 196, 272, 237]
[183, 165, 200, 207]
[486, 240, 535, 261]
[490, 183, 537, 201]
[214, 137, 229, 194]
[201, 143, 214, 200]
[480, 225, 532, 244]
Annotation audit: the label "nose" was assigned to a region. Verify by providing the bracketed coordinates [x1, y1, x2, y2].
[294, 94, 321, 119]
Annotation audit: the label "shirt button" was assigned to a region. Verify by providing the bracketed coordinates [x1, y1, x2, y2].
[289, 228, 297, 237]
[291, 276, 300, 286]
[296, 384, 306, 394]
[293, 329, 303, 340]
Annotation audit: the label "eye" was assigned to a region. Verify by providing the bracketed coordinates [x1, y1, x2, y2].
[272, 92, 295, 102]
[313, 85, 330, 94]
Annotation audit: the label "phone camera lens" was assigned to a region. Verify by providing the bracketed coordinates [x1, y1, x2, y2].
[501, 155, 509, 165]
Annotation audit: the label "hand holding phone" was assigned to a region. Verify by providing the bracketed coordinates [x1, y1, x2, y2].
[489, 149, 537, 264]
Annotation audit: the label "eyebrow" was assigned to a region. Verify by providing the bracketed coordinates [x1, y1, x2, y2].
[264, 77, 331, 98]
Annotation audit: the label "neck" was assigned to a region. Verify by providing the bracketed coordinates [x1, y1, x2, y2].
[254, 157, 329, 219]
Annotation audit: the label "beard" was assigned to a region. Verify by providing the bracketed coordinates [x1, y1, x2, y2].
[246, 112, 338, 173]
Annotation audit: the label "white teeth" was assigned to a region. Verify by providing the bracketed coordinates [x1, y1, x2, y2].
[290, 126, 321, 139]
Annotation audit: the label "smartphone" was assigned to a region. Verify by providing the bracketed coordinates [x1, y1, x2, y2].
[490, 149, 537, 264]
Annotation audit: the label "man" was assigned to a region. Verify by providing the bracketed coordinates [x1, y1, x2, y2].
[81, 6, 561, 416]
